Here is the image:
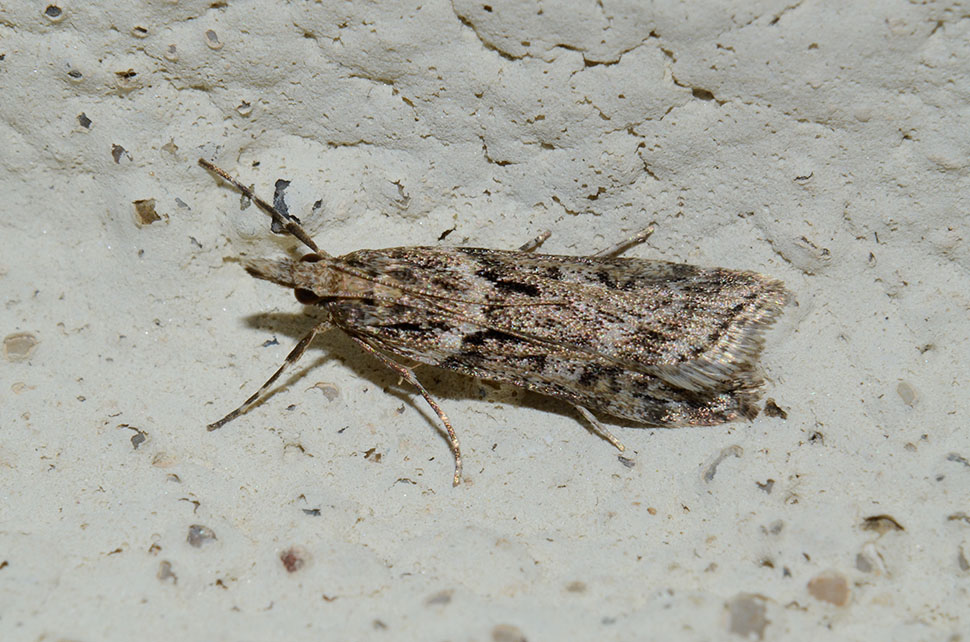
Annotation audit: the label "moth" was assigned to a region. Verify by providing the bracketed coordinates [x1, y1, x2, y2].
[199, 159, 789, 485]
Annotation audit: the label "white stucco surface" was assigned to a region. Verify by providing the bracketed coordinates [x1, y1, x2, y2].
[1, 1, 968, 639]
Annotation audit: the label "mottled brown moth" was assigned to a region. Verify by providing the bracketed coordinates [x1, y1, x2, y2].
[199, 159, 789, 485]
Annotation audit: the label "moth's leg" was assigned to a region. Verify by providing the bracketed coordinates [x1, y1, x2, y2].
[198, 158, 327, 257]
[593, 226, 655, 258]
[208, 321, 331, 431]
[518, 230, 552, 253]
[349, 335, 463, 486]
[572, 404, 626, 452]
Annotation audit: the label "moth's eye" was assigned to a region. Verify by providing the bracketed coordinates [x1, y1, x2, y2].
[300, 253, 322, 263]
[294, 288, 322, 305]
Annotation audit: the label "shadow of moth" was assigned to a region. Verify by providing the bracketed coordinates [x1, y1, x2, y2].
[199, 159, 789, 485]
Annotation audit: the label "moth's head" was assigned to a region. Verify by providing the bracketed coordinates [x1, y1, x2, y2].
[243, 253, 325, 304]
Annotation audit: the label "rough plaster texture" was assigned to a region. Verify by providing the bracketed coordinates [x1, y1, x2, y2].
[1, 0, 969, 640]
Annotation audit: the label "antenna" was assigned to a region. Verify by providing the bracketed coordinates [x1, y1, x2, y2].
[198, 158, 328, 257]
